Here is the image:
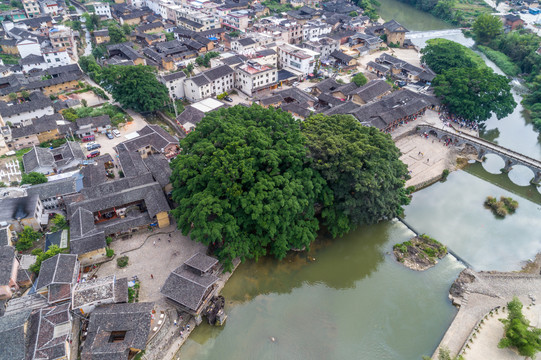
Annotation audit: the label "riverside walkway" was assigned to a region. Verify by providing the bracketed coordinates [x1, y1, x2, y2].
[417, 124, 541, 184]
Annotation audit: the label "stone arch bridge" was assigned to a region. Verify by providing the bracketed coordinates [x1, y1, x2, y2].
[417, 124, 541, 184]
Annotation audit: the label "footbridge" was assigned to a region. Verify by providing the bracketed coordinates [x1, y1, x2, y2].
[417, 124, 541, 184]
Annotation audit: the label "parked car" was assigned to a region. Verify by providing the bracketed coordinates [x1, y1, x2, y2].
[87, 150, 100, 159]
[82, 135, 95, 142]
[86, 141, 96, 147]
[224, 96, 233, 102]
[86, 143, 101, 151]
[292, 82, 300, 87]
[112, 129, 121, 137]
[106, 132, 114, 139]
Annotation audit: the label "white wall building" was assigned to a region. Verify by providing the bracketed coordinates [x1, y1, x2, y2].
[42, 47, 71, 67]
[278, 44, 320, 77]
[88, 2, 112, 19]
[17, 37, 41, 58]
[235, 61, 277, 97]
[183, 65, 234, 102]
[160, 71, 186, 100]
[302, 21, 332, 42]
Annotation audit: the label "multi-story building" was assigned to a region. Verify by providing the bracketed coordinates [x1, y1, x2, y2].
[235, 60, 277, 97]
[183, 64, 234, 102]
[221, 10, 250, 32]
[175, 8, 217, 32]
[302, 20, 332, 42]
[87, 2, 112, 19]
[160, 71, 186, 100]
[48, 26, 76, 60]
[0, 91, 54, 127]
[278, 44, 319, 77]
[303, 37, 339, 60]
[39, 0, 60, 15]
[22, 0, 40, 18]
[42, 46, 71, 67]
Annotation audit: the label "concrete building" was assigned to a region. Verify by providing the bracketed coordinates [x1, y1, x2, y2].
[235, 60, 277, 97]
[278, 44, 319, 77]
[48, 26, 76, 61]
[303, 37, 339, 60]
[0, 91, 54, 127]
[22, 0, 41, 18]
[221, 10, 250, 32]
[160, 71, 186, 100]
[184, 64, 234, 102]
[88, 2, 112, 19]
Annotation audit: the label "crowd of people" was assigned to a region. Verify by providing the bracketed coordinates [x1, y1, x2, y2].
[439, 111, 479, 132]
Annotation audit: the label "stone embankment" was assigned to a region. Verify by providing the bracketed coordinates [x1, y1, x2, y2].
[433, 264, 541, 359]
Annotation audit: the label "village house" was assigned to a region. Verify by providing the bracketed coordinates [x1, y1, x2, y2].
[22, 0, 41, 18]
[81, 302, 154, 360]
[160, 71, 187, 100]
[373, 53, 436, 84]
[235, 60, 278, 97]
[231, 37, 258, 53]
[278, 44, 319, 78]
[0, 91, 54, 127]
[259, 87, 317, 119]
[35, 253, 80, 305]
[6, 114, 60, 150]
[161, 253, 220, 317]
[71, 275, 128, 315]
[303, 37, 339, 60]
[383, 19, 408, 47]
[25, 171, 82, 210]
[116, 124, 179, 159]
[0, 193, 44, 231]
[107, 42, 146, 65]
[88, 1, 113, 19]
[502, 14, 524, 30]
[93, 29, 110, 44]
[175, 98, 226, 134]
[22, 141, 85, 175]
[184, 64, 235, 102]
[75, 115, 112, 138]
[350, 79, 392, 105]
[66, 174, 171, 265]
[0, 245, 19, 300]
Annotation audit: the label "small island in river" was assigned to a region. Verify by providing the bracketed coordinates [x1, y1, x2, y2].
[393, 234, 448, 271]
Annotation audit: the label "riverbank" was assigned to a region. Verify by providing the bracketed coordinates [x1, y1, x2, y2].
[433, 255, 541, 359]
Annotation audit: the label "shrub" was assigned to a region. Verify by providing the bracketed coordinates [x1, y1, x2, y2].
[217, 92, 228, 100]
[352, 73, 367, 87]
[498, 297, 541, 358]
[117, 256, 129, 268]
[441, 169, 450, 181]
[501, 196, 518, 212]
[106, 236, 113, 245]
[15, 226, 41, 251]
[106, 248, 115, 257]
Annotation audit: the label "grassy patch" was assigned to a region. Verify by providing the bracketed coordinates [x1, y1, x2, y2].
[477, 45, 520, 77]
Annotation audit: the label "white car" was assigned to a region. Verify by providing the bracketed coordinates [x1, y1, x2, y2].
[112, 129, 121, 137]
[86, 141, 96, 147]
[292, 82, 300, 87]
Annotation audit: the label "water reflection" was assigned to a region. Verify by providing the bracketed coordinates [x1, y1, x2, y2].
[224, 223, 388, 304]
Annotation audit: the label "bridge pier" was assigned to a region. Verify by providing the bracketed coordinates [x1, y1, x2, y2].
[503, 159, 515, 172]
[533, 172, 541, 185]
[477, 149, 485, 161]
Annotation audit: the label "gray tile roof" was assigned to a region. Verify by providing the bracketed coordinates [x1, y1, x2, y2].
[161, 264, 218, 313]
[0, 245, 16, 287]
[383, 19, 408, 33]
[176, 106, 205, 127]
[82, 302, 153, 359]
[26, 174, 80, 202]
[352, 79, 392, 103]
[33, 303, 71, 359]
[142, 154, 172, 188]
[0, 193, 40, 223]
[203, 64, 234, 81]
[184, 253, 218, 274]
[0, 227, 9, 246]
[162, 71, 186, 82]
[116, 124, 178, 154]
[0, 91, 53, 117]
[189, 74, 211, 87]
[35, 253, 78, 291]
[72, 275, 124, 311]
[76, 115, 111, 129]
[0, 309, 32, 360]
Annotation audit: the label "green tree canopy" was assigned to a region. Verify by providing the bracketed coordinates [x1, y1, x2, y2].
[301, 114, 410, 237]
[498, 297, 541, 358]
[351, 73, 367, 87]
[29, 245, 63, 273]
[99, 65, 169, 112]
[21, 172, 48, 185]
[108, 24, 126, 44]
[15, 226, 41, 251]
[421, 38, 482, 74]
[433, 66, 516, 123]
[473, 13, 503, 44]
[170, 105, 330, 269]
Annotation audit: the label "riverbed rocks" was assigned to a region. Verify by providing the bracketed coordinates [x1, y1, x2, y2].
[393, 235, 448, 271]
[449, 269, 476, 306]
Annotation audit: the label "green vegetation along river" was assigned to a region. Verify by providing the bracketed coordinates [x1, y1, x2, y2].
[179, 12, 541, 360]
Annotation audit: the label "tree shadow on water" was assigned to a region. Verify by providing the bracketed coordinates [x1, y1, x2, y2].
[223, 222, 390, 303]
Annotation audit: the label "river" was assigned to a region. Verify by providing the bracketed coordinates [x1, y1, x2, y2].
[179, 5, 541, 360]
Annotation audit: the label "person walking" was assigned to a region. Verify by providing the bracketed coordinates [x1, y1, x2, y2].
[151, 274, 154, 279]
